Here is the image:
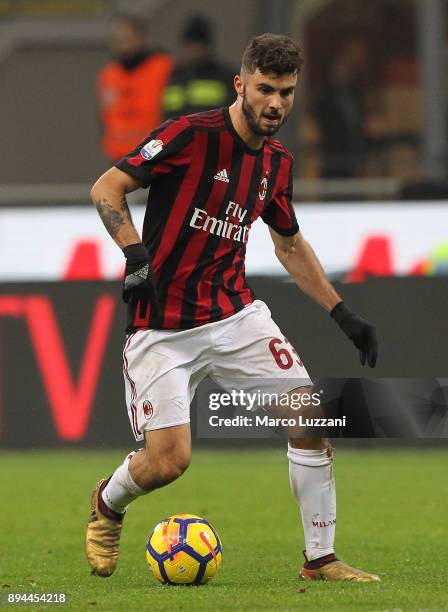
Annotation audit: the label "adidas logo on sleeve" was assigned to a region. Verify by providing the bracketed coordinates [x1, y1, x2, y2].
[214, 169, 229, 183]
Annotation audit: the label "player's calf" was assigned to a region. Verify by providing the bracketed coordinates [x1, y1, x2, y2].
[288, 443, 336, 561]
[131, 450, 191, 490]
[128, 425, 191, 491]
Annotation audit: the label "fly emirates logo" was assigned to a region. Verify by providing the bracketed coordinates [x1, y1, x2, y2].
[189, 201, 250, 243]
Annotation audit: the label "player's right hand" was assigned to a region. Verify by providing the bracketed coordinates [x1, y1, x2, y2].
[122, 243, 158, 319]
[330, 301, 378, 367]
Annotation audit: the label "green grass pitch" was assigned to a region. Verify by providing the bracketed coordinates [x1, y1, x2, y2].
[1, 448, 447, 611]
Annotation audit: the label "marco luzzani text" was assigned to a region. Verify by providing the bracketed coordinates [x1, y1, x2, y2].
[207, 390, 346, 428]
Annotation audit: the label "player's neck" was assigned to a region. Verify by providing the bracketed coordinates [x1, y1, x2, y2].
[228, 104, 265, 151]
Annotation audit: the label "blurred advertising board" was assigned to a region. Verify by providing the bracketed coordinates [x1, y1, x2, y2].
[1, 202, 448, 282]
[0, 277, 447, 446]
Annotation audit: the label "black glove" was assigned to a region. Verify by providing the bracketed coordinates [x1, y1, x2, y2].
[122, 243, 158, 319]
[330, 301, 378, 367]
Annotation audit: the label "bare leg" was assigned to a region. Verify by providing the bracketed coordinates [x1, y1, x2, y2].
[129, 423, 192, 491]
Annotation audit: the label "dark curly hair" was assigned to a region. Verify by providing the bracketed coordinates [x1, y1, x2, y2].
[242, 33, 303, 76]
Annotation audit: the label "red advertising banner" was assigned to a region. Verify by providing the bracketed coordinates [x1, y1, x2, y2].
[0, 282, 134, 446]
[1, 277, 447, 446]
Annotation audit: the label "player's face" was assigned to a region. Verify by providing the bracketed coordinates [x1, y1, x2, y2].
[239, 69, 297, 136]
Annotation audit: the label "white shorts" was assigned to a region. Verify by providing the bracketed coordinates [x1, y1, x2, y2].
[122, 300, 311, 441]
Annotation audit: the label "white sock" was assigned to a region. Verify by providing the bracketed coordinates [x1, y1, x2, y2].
[101, 451, 147, 514]
[287, 445, 336, 561]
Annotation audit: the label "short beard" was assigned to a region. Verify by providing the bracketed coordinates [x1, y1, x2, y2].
[242, 91, 286, 137]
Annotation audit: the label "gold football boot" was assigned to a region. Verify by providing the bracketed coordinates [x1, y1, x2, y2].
[85, 479, 124, 577]
[300, 552, 380, 582]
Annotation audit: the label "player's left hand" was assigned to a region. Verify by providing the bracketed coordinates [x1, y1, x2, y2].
[330, 301, 378, 367]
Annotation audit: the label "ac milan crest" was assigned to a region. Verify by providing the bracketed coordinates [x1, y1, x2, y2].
[143, 400, 154, 420]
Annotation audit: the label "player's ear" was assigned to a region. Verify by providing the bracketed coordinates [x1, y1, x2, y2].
[234, 74, 244, 98]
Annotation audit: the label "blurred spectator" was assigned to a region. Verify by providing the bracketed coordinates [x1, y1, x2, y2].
[315, 51, 369, 178]
[163, 15, 235, 119]
[97, 14, 172, 162]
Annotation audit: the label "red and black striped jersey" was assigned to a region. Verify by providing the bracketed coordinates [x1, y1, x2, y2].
[116, 107, 299, 331]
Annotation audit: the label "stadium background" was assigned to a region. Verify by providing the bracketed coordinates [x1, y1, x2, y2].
[1, 3, 448, 610]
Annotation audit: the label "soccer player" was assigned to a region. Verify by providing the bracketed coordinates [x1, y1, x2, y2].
[86, 33, 379, 582]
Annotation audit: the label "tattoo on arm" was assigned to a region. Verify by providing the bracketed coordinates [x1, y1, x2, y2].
[94, 195, 131, 240]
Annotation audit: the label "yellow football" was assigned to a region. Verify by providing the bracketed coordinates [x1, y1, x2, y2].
[145, 514, 223, 585]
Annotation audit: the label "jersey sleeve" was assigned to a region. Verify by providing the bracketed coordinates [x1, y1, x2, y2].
[261, 158, 299, 236]
[115, 115, 194, 188]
